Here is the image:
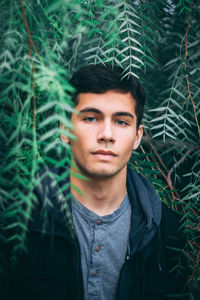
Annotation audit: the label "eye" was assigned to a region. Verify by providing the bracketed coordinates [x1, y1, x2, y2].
[116, 120, 129, 126]
[83, 117, 96, 123]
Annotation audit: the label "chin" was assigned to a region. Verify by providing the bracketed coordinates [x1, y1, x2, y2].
[81, 165, 126, 179]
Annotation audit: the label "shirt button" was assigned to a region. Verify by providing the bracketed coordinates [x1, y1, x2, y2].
[95, 245, 100, 252]
[93, 270, 99, 277]
[96, 219, 102, 225]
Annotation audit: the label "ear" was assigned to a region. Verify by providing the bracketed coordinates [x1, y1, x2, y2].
[60, 123, 70, 144]
[133, 125, 143, 150]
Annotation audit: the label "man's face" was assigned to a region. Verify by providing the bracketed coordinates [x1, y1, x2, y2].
[61, 90, 143, 179]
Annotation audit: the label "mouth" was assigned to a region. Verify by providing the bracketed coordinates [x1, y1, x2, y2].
[93, 150, 117, 156]
[92, 150, 117, 161]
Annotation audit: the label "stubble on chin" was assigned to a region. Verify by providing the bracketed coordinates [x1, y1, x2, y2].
[74, 159, 127, 181]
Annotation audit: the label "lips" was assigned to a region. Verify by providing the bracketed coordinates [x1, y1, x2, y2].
[93, 150, 117, 156]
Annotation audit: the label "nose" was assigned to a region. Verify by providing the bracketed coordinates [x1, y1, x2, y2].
[97, 120, 116, 144]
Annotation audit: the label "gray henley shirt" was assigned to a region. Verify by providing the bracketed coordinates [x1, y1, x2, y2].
[72, 194, 131, 300]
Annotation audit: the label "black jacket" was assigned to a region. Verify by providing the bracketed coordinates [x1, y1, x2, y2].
[1, 167, 188, 300]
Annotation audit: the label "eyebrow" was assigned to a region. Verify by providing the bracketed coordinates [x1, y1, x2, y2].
[79, 107, 134, 119]
[79, 108, 101, 114]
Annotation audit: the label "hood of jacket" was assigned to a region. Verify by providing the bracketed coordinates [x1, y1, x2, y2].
[126, 167, 162, 257]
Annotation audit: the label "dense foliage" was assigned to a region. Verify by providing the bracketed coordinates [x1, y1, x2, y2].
[0, 0, 199, 298]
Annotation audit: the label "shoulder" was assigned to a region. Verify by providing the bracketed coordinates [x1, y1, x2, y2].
[160, 204, 185, 247]
[161, 204, 183, 229]
[127, 167, 185, 241]
[127, 167, 162, 226]
[127, 167, 159, 198]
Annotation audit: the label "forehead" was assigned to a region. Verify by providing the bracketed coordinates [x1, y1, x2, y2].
[75, 90, 136, 115]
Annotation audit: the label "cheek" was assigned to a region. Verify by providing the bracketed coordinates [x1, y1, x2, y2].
[125, 145, 134, 156]
[119, 131, 135, 146]
[75, 126, 96, 144]
[70, 132, 90, 155]
[120, 135, 136, 155]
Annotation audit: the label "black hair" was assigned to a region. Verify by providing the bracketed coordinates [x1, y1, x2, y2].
[70, 63, 146, 128]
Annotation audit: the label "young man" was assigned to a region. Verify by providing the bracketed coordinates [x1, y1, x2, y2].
[1, 64, 187, 300]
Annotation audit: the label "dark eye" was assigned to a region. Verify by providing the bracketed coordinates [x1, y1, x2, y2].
[84, 117, 96, 123]
[116, 120, 128, 126]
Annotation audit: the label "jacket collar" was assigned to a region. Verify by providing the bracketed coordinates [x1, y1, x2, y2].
[126, 167, 162, 256]
[127, 167, 161, 228]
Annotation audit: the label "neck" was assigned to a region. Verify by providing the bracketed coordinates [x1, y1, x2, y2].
[70, 167, 127, 216]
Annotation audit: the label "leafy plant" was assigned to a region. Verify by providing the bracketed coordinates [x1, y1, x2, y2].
[0, 0, 199, 298]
